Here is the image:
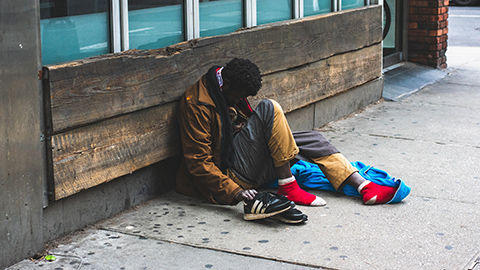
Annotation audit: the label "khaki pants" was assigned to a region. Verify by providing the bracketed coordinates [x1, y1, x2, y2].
[229, 99, 357, 190]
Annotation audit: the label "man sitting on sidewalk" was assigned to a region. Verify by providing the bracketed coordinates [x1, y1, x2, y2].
[175, 58, 397, 223]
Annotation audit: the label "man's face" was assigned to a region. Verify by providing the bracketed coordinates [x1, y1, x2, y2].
[222, 81, 250, 106]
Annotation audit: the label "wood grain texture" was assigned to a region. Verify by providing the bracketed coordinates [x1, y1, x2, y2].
[45, 6, 382, 133]
[251, 44, 383, 112]
[51, 102, 179, 200]
[49, 44, 381, 200]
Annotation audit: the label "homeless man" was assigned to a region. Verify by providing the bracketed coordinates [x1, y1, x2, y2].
[175, 58, 397, 223]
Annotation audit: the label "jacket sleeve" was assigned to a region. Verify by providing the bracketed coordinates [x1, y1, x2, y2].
[177, 96, 243, 205]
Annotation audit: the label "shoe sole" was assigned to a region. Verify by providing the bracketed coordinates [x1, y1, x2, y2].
[243, 205, 293, 221]
[271, 215, 307, 224]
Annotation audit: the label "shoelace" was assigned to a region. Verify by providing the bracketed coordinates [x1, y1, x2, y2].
[253, 192, 273, 207]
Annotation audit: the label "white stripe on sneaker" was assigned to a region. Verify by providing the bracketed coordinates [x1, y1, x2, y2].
[252, 201, 263, 213]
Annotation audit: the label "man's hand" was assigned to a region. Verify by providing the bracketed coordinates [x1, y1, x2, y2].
[233, 122, 246, 133]
[235, 189, 258, 201]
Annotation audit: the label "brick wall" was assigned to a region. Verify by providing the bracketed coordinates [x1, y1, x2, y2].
[408, 0, 449, 68]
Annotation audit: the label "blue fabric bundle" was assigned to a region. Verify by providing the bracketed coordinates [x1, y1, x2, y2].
[265, 160, 411, 204]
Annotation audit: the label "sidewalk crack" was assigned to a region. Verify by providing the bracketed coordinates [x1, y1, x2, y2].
[368, 134, 414, 141]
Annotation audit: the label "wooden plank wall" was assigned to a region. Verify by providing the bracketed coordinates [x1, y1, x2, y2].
[44, 6, 383, 200]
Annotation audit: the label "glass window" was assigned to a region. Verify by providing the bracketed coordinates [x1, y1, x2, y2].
[383, 0, 396, 49]
[341, 0, 365, 11]
[40, 0, 110, 65]
[304, 0, 332, 17]
[199, 0, 243, 37]
[128, 0, 184, 50]
[257, 0, 293, 25]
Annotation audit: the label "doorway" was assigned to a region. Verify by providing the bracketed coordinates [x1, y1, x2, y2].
[383, 0, 407, 67]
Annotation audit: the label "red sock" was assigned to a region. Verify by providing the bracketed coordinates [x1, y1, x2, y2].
[358, 181, 397, 204]
[277, 178, 326, 206]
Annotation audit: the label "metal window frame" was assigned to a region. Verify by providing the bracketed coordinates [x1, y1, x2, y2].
[112, 0, 373, 52]
[111, 0, 121, 53]
[245, 0, 257, 27]
[120, 0, 129, 51]
[294, 0, 304, 19]
[186, 0, 200, 40]
[111, 0, 131, 52]
[335, 0, 340, 11]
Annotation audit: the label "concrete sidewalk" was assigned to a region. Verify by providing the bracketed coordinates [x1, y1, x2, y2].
[8, 49, 480, 270]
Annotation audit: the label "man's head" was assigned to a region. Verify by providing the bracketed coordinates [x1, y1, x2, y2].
[222, 58, 262, 105]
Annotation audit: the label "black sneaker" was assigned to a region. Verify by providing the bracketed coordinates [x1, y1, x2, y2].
[271, 207, 308, 224]
[243, 192, 293, 220]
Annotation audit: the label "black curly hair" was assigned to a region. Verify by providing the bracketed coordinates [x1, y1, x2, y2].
[223, 58, 262, 96]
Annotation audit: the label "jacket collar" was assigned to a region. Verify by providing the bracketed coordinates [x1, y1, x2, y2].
[198, 76, 217, 108]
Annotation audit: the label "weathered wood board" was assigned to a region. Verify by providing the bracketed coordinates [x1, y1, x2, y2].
[252, 44, 382, 111]
[50, 102, 179, 200]
[44, 6, 382, 133]
[49, 44, 381, 200]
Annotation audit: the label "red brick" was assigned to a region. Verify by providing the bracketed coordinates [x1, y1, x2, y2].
[429, 15, 441, 21]
[428, 0, 440, 7]
[418, 21, 441, 30]
[418, 7, 449, 15]
[409, 57, 428, 65]
[410, 0, 429, 7]
[411, 29, 429, 36]
[409, 22, 418, 29]
[429, 29, 443, 36]
[430, 0, 448, 7]
[429, 43, 443, 51]
[432, 41, 447, 50]
[409, 14, 430, 22]
[437, 13, 448, 21]
[412, 51, 429, 57]
[409, 42, 429, 50]
[417, 8, 429, 15]
[427, 51, 440, 58]
[417, 36, 438, 43]
[428, 56, 446, 66]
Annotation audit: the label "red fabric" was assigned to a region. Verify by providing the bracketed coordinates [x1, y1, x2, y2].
[277, 180, 318, 206]
[360, 181, 397, 204]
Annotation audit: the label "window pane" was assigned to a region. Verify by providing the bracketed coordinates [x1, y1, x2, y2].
[341, 0, 365, 10]
[199, 0, 243, 37]
[304, 0, 331, 16]
[40, 0, 110, 65]
[128, 0, 184, 50]
[257, 0, 293, 25]
[383, 0, 396, 48]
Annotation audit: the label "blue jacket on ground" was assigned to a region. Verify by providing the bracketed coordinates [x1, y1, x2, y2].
[265, 160, 411, 204]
